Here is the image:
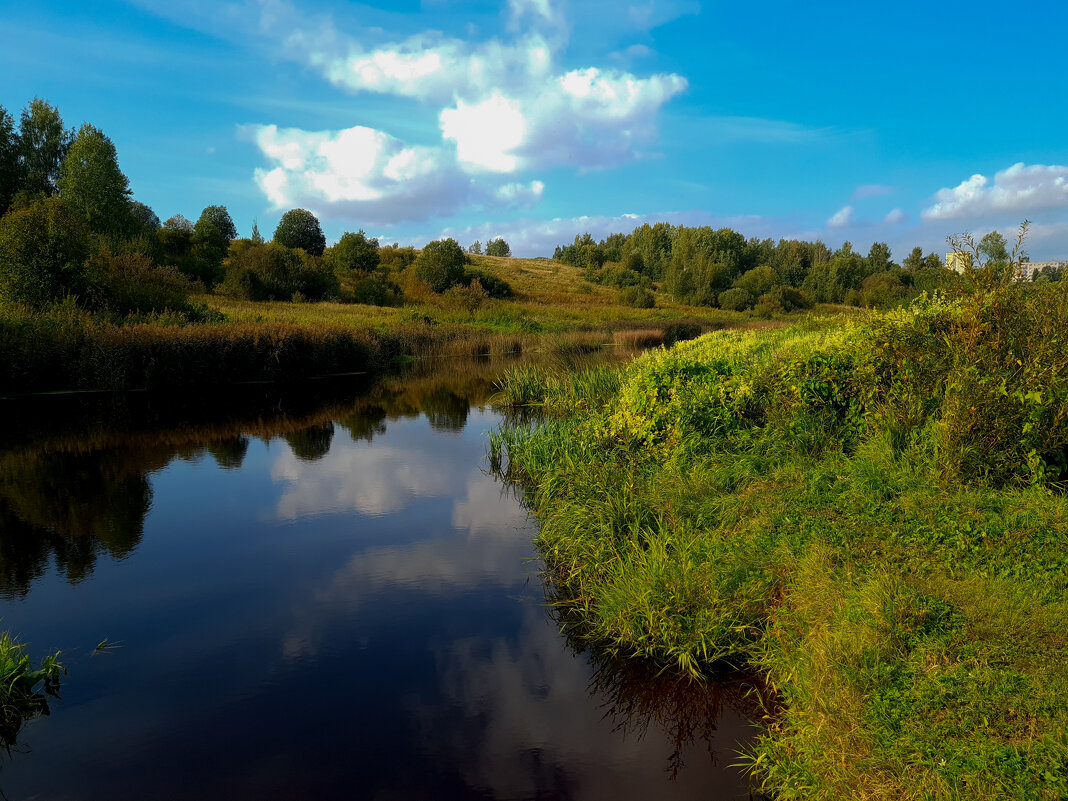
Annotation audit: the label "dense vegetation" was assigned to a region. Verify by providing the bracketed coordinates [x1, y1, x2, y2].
[553, 223, 1061, 312]
[493, 270, 1068, 799]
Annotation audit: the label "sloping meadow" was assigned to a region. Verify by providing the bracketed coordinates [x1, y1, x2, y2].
[493, 288, 1068, 800]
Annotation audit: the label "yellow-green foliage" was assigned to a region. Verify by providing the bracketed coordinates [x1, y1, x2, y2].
[495, 284, 1068, 800]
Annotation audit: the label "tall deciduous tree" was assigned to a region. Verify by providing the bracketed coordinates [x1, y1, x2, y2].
[18, 99, 71, 198]
[58, 123, 132, 235]
[127, 201, 161, 237]
[0, 105, 21, 216]
[197, 205, 237, 243]
[273, 208, 325, 256]
[486, 237, 511, 257]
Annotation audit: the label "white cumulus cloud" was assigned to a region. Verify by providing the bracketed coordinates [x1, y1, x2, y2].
[884, 208, 906, 224]
[288, 6, 687, 175]
[247, 123, 542, 224]
[922, 162, 1068, 221]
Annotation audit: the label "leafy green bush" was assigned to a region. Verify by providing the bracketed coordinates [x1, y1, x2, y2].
[351, 275, 402, 306]
[90, 251, 193, 315]
[717, 287, 754, 311]
[462, 269, 512, 299]
[415, 238, 467, 292]
[597, 263, 643, 288]
[618, 286, 654, 308]
[221, 242, 337, 301]
[325, 230, 380, 280]
[0, 197, 91, 308]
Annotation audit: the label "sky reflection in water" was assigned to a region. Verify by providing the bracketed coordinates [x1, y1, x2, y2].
[0, 376, 759, 800]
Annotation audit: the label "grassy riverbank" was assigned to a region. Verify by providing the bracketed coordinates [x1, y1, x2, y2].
[492, 285, 1068, 799]
[0, 254, 755, 396]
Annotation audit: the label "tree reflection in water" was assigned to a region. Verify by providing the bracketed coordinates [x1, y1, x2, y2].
[0, 449, 151, 599]
[583, 649, 774, 782]
[0, 355, 537, 600]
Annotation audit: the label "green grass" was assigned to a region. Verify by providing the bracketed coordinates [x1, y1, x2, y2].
[0, 632, 61, 747]
[493, 287, 1068, 800]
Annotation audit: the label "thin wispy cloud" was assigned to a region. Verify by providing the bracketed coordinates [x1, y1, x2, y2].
[827, 205, 855, 228]
[853, 184, 894, 199]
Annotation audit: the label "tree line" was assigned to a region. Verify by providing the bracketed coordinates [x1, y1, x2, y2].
[552, 223, 1049, 312]
[0, 97, 515, 317]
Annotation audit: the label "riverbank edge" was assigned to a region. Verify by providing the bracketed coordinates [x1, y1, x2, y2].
[491, 304, 1068, 800]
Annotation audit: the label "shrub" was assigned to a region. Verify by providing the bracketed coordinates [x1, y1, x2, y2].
[662, 322, 703, 346]
[598, 263, 643, 288]
[415, 238, 467, 292]
[619, 286, 655, 308]
[221, 242, 337, 301]
[90, 251, 193, 315]
[733, 265, 778, 298]
[444, 279, 490, 314]
[0, 197, 91, 308]
[718, 287, 754, 311]
[325, 230, 380, 279]
[755, 285, 813, 317]
[462, 269, 512, 299]
[379, 244, 416, 272]
[351, 275, 402, 306]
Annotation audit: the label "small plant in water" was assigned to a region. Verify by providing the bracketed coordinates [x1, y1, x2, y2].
[0, 633, 62, 748]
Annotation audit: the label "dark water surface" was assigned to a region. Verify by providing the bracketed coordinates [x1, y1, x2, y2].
[0, 364, 762, 800]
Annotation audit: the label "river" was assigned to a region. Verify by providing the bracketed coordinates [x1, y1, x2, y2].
[0, 360, 762, 800]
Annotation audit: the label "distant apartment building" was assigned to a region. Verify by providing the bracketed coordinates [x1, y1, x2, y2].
[946, 252, 1067, 282]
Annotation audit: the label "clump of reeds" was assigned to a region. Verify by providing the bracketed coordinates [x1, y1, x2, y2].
[613, 328, 664, 350]
[0, 633, 61, 746]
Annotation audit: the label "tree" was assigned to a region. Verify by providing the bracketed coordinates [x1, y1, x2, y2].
[0, 105, 20, 216]
[127, 201, 161, 238]
[978, 231, 1009, 266]
[251, 220, 263, 244]
[486, 237, 511, 257]
[58, 123, 132, 236]
[866, 242, 893, 273]
[0, 197, 91, 308]
[902, 246, 926, 272]
[157, 214, 195, 276]
[197, 206, 237, 243]
[18, 99, 71, 197]
[273, 208, 325, 256]
[325, 230, 380, 279]
[468, 240, 482, 254]
[415, 238, 467, 292]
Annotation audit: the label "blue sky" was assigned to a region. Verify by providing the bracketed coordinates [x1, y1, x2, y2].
[3, 0, 1068, 258]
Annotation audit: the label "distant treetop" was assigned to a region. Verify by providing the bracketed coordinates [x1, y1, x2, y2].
[274, 208, 325, 256]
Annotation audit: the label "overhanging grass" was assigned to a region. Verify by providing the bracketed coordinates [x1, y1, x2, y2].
[493, 289, 1068, 799]
[0, 632, 61, 747]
